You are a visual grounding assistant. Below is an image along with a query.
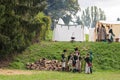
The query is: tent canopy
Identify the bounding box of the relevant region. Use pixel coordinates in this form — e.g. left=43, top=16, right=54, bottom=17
left=98, top=20, right=120, bottom=25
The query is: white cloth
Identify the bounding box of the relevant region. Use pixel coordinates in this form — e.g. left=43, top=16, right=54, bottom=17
left=68, top=60, right=73, bottom=70
left=109, top=33, right=112, bottom=39
left=76, top=60, right=81, bottom=71
left=62, top=62, right=66, bottom=68
left=85, top=63, right=90, bottom=73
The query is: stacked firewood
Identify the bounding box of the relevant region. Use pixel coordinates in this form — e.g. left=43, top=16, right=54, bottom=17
left=26, top=58, right=62, bottom=71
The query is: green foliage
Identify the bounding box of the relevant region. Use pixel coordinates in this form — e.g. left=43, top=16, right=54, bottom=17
left=85, top=34, right=89, bottom=42
left=0, top=5, right=5, bottom=25
left=62, top=14, right=72, bottom=25
left=76, top=16, right=82, bottom=25
left=9, top=42, right=120, bottom=71
left=34, top=12, right=51, bottom=40
left=83, top=7, right=91, bottom=27
left=9, top=62, right=25, bottom=69
left=0, top=0, right=51, bottom=59
left=45, top=30, right=53, bottom=41
left=45, top=0, right=80, bottom=25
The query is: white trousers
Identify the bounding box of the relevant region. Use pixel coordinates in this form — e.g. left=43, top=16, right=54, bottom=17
left=85, top=63, right=90, bottom=73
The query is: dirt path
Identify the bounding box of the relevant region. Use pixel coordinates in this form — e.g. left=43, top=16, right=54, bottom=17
left=0, top=69, right=34, bottom=75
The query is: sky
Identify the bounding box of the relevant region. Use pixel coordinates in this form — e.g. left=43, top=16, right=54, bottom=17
left=78, top=0, right=120, bottom=21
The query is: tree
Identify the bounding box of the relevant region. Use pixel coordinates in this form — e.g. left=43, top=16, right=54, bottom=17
left=76, top=16, right=83, bottom=25
left=34, top=12, right=51, bottom=40
left=0, top=0, right=50, bottom=58
left=45, top=0, right=80, bottom=25
left=81, top=6, right=106, bottom=28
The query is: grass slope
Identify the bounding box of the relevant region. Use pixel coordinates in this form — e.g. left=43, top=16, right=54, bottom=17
left=9, top=41, right=120, bottom=70
left=0, top=71, right=120, bottom=80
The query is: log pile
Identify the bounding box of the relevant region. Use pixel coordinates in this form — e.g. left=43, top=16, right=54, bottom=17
left=26, top=58, right=62, bottom=71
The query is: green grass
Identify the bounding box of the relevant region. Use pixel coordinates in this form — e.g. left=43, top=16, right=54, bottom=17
left=9, top=41, right=120, bottom=71
left=0, top=71, right=120, bottom=80
left=85, top=34, right=89, bottom=42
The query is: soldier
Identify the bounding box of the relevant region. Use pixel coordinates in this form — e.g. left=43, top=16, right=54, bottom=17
left=107, top=25, right=115, bottom=43
left=61, top=49, right=67, bottom=71
left=89, top=51, right=93, bottom=73
left=84, top=53, right=91, bottom=74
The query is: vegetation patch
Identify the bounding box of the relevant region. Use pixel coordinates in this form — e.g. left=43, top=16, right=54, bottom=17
left=9, top=42, right=120, bottom=71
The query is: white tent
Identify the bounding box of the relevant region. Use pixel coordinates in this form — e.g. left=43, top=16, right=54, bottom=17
left=53, top=24, right=84, bottom=41
left=57, top=18, right=64, bottom=24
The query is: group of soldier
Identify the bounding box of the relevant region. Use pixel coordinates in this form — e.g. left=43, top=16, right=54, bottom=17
left=61, top=47, right=93, bottom=74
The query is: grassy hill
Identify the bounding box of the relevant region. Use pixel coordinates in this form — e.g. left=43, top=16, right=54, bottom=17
left=9, top=41, right=120, bottom=71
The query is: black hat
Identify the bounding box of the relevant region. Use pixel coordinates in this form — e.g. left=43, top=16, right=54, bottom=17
left=63, top=49, right=67, bottom=52
left=74, top=47, right=78, bottom=51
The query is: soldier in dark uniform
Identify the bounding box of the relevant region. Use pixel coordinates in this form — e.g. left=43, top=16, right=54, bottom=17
left=61, top=49, right=67, bottom=71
